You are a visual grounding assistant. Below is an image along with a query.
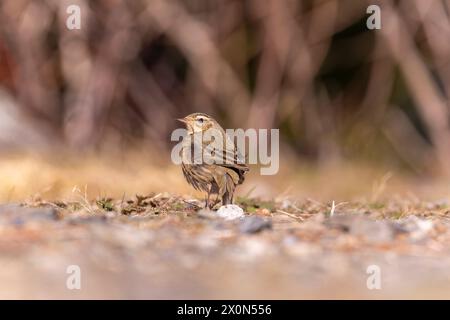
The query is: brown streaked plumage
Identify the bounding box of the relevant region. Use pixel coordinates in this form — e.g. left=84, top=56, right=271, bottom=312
left=178, top=113, right=249, bottom=208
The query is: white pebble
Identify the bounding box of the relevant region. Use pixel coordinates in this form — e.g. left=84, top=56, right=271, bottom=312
left=216, top=205, right=244, bottom=220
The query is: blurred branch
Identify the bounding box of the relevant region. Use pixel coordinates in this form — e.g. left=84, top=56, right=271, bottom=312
left=62, top=1, right=133, bottom=148
left=411, top=0, right=450, bottom=101
left=382, top=108, right=435, bottom=174
left=144, top=0, right=251, bottom=124
left=380, top=0, right=450, bottom=175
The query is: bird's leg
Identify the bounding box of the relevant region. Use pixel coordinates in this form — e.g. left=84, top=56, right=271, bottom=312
left=205, top=193, right=210, bottom=209
left=205, top=186, right=212, bottom=209
left=222, top=192, right=230, bottom=206
left=209, top=194, right=220, bottom=209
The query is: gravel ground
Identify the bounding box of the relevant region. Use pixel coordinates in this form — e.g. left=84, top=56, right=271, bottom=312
left=1, top=194, right=450, bottom=299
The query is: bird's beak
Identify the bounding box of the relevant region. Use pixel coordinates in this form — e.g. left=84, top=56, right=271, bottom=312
left=177, top=118, right=187, bottom=123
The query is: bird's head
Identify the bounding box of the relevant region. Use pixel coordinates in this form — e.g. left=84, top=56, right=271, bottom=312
left=178, top=113, right=216, bottom=134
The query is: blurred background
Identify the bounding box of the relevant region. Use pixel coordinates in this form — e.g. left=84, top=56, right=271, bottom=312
left=2, top=0, right=450, bottom=300
left=0, top=0, right=450, bottom=201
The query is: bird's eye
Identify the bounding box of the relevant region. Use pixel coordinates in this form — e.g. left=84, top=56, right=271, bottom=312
left=197, top=118, right=204, bottom=124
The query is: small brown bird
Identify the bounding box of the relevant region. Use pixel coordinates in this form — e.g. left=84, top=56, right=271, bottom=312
left=178, top=113, right=249, bottom=209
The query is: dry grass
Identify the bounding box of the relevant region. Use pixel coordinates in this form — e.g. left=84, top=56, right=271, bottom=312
left=0, top=152, right=449, bottom=205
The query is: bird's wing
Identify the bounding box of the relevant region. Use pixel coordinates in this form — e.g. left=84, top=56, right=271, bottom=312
left=202, top=136, right=249, bottom=171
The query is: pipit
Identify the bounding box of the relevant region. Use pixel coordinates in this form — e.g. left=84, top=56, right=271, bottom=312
left=177, top=113, right=249, bottom=209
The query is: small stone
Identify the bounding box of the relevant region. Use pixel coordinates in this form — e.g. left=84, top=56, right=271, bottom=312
left=395, top=216, right=434, bottom=241
left=280, top=199, right=292, bottom=210
left=255, top=208, right=271, bottom=217
left=196, top=209, right=217, bottom=219
left=239, top=216, right=272, bottom=234
left=425, top=199, right=449, bottom=210
left=216, top=204, right=244, bottom=220
left=0, top=205, right=59, bottom=226
left=351, top=218, right=394, bottom=243
left=325, top=214, right=395, bottom=243
left=66, top=215, right=107, bottom=225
